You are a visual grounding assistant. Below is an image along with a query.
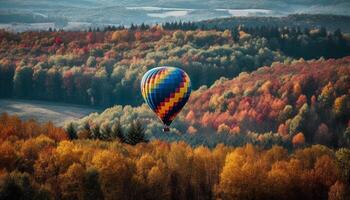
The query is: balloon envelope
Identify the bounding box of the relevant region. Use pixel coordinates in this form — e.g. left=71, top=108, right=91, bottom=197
left=141, top=67, right=191, bottom=126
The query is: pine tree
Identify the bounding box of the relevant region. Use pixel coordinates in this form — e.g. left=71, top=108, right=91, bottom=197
left=126, top=120, right=147, bottom=145
left=100, top=125, right=111, bottom=140
left=66, top=123, right=77, bottom=140
left=111, top=121, right=126, bottom=143
left=82, top=122, right=91, bottom=137
left=91, top=125, right=101, bottom=139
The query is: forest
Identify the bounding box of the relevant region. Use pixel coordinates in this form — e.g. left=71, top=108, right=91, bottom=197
left=196, top=14, right=350, bottom=33
left=69, top=57, right=350, bottom=148
left=0, top=17, right=350, bottom=200
left=0, top=25, right=349, bottom=107
left=0, top=113, right=349, bottom=200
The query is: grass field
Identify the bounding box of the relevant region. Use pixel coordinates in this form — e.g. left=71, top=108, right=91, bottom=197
left=0, top=99, right=101, bottom=126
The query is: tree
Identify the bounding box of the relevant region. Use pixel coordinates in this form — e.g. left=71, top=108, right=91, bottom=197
left=92, top=151, right=132, bottom=199
left=218, top=147, right=268, bottom=200
left=111, top=30, right=132, bottom=43
left=66, top=123, right=77, bottom=140
left=45, top=68, right=62, bottom=101
left=100, top=124, right=112, bottom=140
left=173, top=30, right=185, bottom=45
left=126, top=120, right=148, bottom=145
left=32, top=68, right=47, bottom=99
left=100, top=59, right=115, bottom=76
left=13, top=66, right=33, bottom=98
left=82, top=168, right=104, bottom=200
left=86, top=32, right=96, bottom=43
left=296, top=95, right=307, bottom=109
left=0, top=171, right=38, bottom=200
left=146, top=165, right=166, bottom=200
left=111, top=121, right=126, bottom=143
left=314, top=123, right=332, bottom=145
left=289, top=115, right=303, bottom=135
left=78, top=122, right=91, bottom=139
left=86, top=56, right=97, bottom=67
left=328, top=181, right=350, bottom=200
left=318, top=82, right=335, bottom=107
left=0, top=141, right=18, bottom=171
left=292, top=132, right=305, bottom=147
left=135, top=154, right=156, bottom=184
left=335, top=148, right=350, bottom=185
left=333, top=95, right=349, bottom=120
left=289, top=103, right=309, bottom=135
left=59, top=163, right=85, bottom=200
left=0, top=62, right=15, bottom=98
left=313, top=155, right=338, bottom=198
left=88, top=71, right=112, bottom=106
left=91, top=124, right=101, bottom=139
left=339, top=127, right=350, bottom=147
left=169, top=171, right=181, bottom=200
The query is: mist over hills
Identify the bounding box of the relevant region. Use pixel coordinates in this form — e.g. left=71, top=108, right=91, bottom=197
left=0, top=0, right=349, bottom=31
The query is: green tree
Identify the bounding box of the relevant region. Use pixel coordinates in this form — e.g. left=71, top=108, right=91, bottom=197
left=45, top=68, right=62, bottom=101
left=66, top=123, right=77, bottom=140
left=13, top=66, right=33, bottom=98
left=126, top=120, right=148, bottom=145
left=86, top=56, right=97, bottom=67
left=32, top=68, right=47, bottom=99
left=91, top=125, right=101, bottom=139
left=100, top=124, right=112, bottom=140
left=111, top=121, right=126, bottom=143
left=0, top=62, right=15, bottom=98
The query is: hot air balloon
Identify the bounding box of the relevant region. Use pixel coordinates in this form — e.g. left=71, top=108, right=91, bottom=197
left=141, top=66, right=191, bottom=132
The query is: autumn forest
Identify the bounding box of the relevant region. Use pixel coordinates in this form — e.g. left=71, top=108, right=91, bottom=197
left=0, top=14, right=350, bottom=200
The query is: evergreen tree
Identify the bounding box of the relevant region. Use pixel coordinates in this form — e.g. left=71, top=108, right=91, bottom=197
left=66, top=123, right=77, bottom=140
left=84, top=122, right=91, bottom=133
left=111, top=121, right=126, bottom=143
left=100, top=125, right=111, bottom=140
left=126, top=120, right=147, bottom=145
left=91, top=125, right=101, bottom=139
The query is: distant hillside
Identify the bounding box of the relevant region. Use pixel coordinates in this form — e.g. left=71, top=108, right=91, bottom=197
left=197, top=14, right=350, bottom=33
left=1, top=0, right=350, bottom=31
left=1, top=27, right=349, bottom=107
left=71, top=57, right=350, bottom=148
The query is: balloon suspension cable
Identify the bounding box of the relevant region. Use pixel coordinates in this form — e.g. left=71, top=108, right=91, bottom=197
left=163, top=126, right=170, bottom=132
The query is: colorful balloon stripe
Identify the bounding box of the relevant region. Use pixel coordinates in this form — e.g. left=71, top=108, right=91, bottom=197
left=156, top=75, right=190, bottom=118
left=147, top=68, right=174, bottom=95
left=141, top=67, right=191, bottom=126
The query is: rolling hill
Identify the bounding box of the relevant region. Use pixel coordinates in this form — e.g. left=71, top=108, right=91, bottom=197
left=71, top=56, right=350, bottom=148
left=1, top=0, right=350, bottom=32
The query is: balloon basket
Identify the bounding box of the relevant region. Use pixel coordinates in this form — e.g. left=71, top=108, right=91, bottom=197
left=163, top=126, right=170, bottom=132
